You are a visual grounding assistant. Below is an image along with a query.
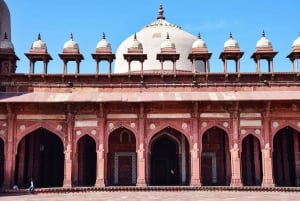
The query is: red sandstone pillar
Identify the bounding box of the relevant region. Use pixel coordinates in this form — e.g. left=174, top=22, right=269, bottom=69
left=293, top=131, right=300, bottom=186
left=190, top=102, right=201, bottom=186
left=95, top=104, right=105, bottom=187
left=63, top=110, right=73, bottom=187
left=230, top=111, right=242, bottom=187
left=136, top=103, right=146, bottom=186
left=3, top=109, right=16, bottom=189
left=261, top=111, right=275, bottom=187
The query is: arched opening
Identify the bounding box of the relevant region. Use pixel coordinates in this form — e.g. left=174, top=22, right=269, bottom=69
left=0, top=139, right=4, bottom=188
left=107, top=128, right=136, bottom=186
left=273, top=126, right=300, bottom=186
left=77, top=135, right=96, bottom=186
left=241, top=134, right=262, bottom=186
left=201, top=126, right=230, bottom=186
left=15, top=128, right=64, bottom=188
left=149, top=127, right=189, bottom=186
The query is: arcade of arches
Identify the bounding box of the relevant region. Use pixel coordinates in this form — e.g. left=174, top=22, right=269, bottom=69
left=1, top=104, right=300, bottom=189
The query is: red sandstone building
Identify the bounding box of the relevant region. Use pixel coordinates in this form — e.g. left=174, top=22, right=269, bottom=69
left=0, top=1, right=300, bottom=189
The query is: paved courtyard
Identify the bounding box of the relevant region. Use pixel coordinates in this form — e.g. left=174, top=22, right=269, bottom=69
left=0, top=191, right=299, bottom=201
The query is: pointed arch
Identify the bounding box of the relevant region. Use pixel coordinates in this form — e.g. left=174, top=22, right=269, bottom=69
left=273, top=126, right=300, bottom=186
left=15, top=127, right=64, bottom=188
left=76, top=135, right=96, bottom=186
left=241, top=134, right=262, bottom=186
left=148, top=127, right=190, bottom=186
left=201, top=126, right=231, bottom=186
left=107, top=127, right=136, bottom=186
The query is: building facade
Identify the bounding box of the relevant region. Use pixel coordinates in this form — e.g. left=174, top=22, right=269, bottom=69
left=0, top=1, right=300, bottom=189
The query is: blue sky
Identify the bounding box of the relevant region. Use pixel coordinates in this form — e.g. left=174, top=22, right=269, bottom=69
left=5, top=0, right=300, bottom=73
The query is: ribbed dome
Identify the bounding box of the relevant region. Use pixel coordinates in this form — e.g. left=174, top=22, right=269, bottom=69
left=128, top=33, right=143, bottom=49
left=292, top=34, right=300, bottom=47
left=256, top=31, right=272, bottom=48
left=192, top=33, right=207, bottom=48
left=96, top=33, right=112, bottom=50
left=114, top=4, right=196, bottom=73
left=63, top=33, right=79, bottom=50
left=161, top=33, right=175, bottom=49
left=224, top=33, right=239, bottom=48
left=32, top=33, right=47, bottom=50
left=0, top=32, right=13, bottom=49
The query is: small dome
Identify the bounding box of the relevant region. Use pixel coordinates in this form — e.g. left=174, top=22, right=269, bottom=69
left=256, top=31, right=272, bottom=48
left=161, top=33, right=175, bottom=49
left=224, top=33, right=239, bottom=48
left=128, top=33, right=143, bottom=49
left=292, top=34, right=300, bottom=47
left=0, top=32, right=13, bottom=49
left=96, top=32, right=112, bottom=50
left=32, top=33, right=47, bottom=49
left=192, top=33, right=207, bottom=48
left=63, top=33, right=79, bottom=49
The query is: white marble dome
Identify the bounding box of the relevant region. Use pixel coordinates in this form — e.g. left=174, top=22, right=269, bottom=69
left=32, top=34, right=47, bottom=49
left=161, top=33, right=175, bottom=49
left=63, top=34, right=79, bottom=50
left=192, top=33, right=207, bottom=48
left=292, top=35, right=300, bottom=47
left=256, top=31, right=272, bottom=48
left=128, top=33, right=143, bottom=49
left=96, top=33, right=112, bottom=50
left=114, top=5, right=197, bottom=73
left=224, top=33, right=239, bottom=48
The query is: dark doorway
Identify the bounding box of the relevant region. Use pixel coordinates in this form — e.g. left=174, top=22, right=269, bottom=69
left=107, top=129, right=136, bottom=186
left=15, top=128, right=64, bottom=188
left=201, top=127, right=230, bottom=186
left=151, top=136, right=179, bottom=185
left=273, top=126, right=300, bottom=186
left=241, top=134, right=262, bottom=186
left=77, top=135, right=96, bottom=186
left=0, top=139, right=4, bottom=188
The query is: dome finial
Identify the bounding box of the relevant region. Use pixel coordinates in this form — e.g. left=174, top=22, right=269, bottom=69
left=4, top=32, right=7, bottom=40
left=134, top=33, right=137, bottom=40
left=70, top=33, right=73, bottom=40
left=157, top=4, right=165, bottom=20
left=102, top=32, right=106, bottom=40
left=198, top=32, right=201, bottom=39
left=262, top=30, right=265, bottom=37
left=37, top=33, right=41, bottom=40
left=229, top=32, right=233, bottom=39
left=166, top=32, right=170, bottom=40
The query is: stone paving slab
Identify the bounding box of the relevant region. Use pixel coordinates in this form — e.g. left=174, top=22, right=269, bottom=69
left=0, top=191, right=299, bottom=201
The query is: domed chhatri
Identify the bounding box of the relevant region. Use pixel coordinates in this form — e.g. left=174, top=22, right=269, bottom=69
left=31, top=33, right=47, bottom=53
left=192, top=33, right=207, bottom=50
left=63, top=33, right=79, bottom=53
left=256, top=31, right=273, bottom=50
left=160, top=33, right=176, bottom=50
left=114, top=4, right=197, bottom=73
left=224, top=33, right=240, bottom=50
left=128, top=33, right=143, bottom=51
left=0, top=32, right=13, bottom=49
left=292, top=34, right=300, bottom=50
left=96, top=32, right=112, bottom=52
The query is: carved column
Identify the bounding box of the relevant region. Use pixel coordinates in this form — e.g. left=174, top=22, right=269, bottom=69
left=3, top=104, right=16, bottom=188
left=63, top=106, right=73, bottom=187
left=137, top=103, right=146, bottom=186
left=95, top=103, right=105, bottom=187
left=230, top=110, right=242, bottom=186
left=190, top=102, right=201, bottom=186
left=261, top=107, right=275, bottom=187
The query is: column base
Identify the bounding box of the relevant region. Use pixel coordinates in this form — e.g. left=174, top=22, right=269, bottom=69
left=95, top=179, right=105, bottom=187
left=262, top=180, right=275, bottom=187
left=136, top=180, right=147, bottom=186
left=230, top=178, right=243, bottom=187
left=190, top=179, right=201, bottom=186
left=63, top=181, right=72, bottom=188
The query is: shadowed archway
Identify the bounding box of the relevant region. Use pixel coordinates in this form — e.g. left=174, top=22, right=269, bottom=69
left=201, top=126, right=230, bottom=186
left=273, top=126, right=300, bottom=187
left=149, top=127, right=189, bottom=186
left=241, top=134, right=262, bottom=186
left=15, top=128, right=64, bottom=188
left=77, top=135, right=96, bottom=186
